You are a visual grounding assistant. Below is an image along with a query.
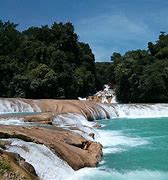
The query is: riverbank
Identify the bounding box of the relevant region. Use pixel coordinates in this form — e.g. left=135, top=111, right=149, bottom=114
left=0, top=98, right=110, bottom=179
left=1, top=98, right=168, bottom=179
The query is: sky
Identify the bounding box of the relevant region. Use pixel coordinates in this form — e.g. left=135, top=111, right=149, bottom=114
left=1, top=0, right=168, bottom=61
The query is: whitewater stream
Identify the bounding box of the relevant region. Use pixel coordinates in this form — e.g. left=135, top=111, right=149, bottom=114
left=71, top=117, right=168, bottom=180
left=1, top=101, right=168, bottom=180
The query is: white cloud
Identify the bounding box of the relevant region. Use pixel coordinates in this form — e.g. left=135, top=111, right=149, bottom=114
left=76, top=13, right=151, bottom=61
left=80, top=14, right=148, bottom=37
left=91, top=45, right=117, bottom=62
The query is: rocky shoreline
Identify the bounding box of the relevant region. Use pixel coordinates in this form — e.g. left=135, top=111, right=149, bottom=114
left=0, top=125, right=102, bottom=170
left=1, top=98, right=168, bottom=179
left=0, top=140, right=38, bottom=180
left=0, top=98, right=110, bottom=179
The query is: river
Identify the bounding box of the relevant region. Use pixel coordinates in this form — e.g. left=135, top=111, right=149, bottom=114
left=1, top=100, right=168, bottom=180
left=73, top=117, right=168, bottom=180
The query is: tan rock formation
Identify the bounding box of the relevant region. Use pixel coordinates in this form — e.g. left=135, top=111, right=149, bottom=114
left=0, top=148, right=38, bottom=180
left=24, top=113, right=54, bottom=124
left=0, top=98, right=107, bottom=172
left=0, top=125, right=102, bottom=170
left=0, top=98, right=110, bottom=120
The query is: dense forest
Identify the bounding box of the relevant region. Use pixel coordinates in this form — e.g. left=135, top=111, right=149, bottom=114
left=1, top=20, right=168, bottom=103
left=0, top=20, right=96, bottom=98
left=110, top=32, right=168, bottom=103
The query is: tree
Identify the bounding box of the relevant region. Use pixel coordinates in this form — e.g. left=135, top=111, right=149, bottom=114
left=74, top=67, right=95, bottom=97
left=29, top=64, right=58, bottom=98
left=0, top=21, right=21, bottom=55
left=0, top=20, right=97, bottom=99
left=112, top=33, right=168, bottom=103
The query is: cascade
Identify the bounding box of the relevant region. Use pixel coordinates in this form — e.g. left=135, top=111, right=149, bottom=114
left=1, top=99, right=168, bottom=180
left=101, top=104, right=168, bottom=118
left=5, top=139, right=74, bottom=180
left=0, top=99, right=41, bottom=114
left=53, top=113, right=97, bottom=139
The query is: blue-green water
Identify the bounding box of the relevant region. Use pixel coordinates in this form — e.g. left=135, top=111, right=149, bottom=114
left=101, top=118, right=168, bottom=172
left=0, top=112, right=41, bottom=116
left=74, top=118, right=168, bottom=180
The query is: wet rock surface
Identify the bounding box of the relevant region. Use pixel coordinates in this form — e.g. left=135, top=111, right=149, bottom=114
left=0, top=148, right=38, bottom=180
left=0, top=125, right=102, bottom=170
left=0, top=98, right=106, bottom=178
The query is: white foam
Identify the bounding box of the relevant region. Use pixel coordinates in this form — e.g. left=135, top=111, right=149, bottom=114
left=54, top=113, right=150, bottom=154
left=53, top=113, right=94, bottom=127
left=0, top=118, right=25, bottom=125
left=111, top=95, right=118, bottom=103
left=4, top=138, right=167, bottom=180
left=53, top=113, right=97, bottom=140
left=101, top=104, right=168, bottom=118
left=103, top=147, right=126, bottom=154
left=96, top=130, right=148, bottom=147
left=95, top=129, right=149, bottom=155
left=67, top=168, right=168, bottom=180
left=6, top=139, right=74, bottom=180
left=0, top=99, right=41, bottom=114
left=99, top=104, right=118, bottom=118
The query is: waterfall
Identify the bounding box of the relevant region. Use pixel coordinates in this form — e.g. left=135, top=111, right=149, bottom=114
left=111, top=95, right=117, bottom=103
left=1, top=99, right=168, bottom=180
left=53, top=113, right=97, bottom=140
left=0, top=118, right=25, bottom=125
left=1, top=98, right=168, bottom=119
left=5, top=138, right=74, bottom=180
left=0, top=99, right=41, bottom=114
left=101, top=104, right=168, bottom=118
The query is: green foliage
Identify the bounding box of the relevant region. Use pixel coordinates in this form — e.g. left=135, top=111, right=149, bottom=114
left=112, top=33, right=168, bottom=103
left=0, top=160, right=12, bottom=175
left=28, top=64, right=58, bottom=98
left=95, top=62, right=114, bottom=90
left=0, top=20, right=96, bottom=98
left=0, top=21, right=22, bottom=55
left=2, top=19, right=168, bottom=102
left=74, top=66, right=95, bottom=97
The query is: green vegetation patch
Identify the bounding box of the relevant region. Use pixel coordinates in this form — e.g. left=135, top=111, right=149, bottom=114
left=0, top=20, right=96, bottom=99
left=0, top=159, right=12, bottom=175
left=1, top=19, right=168, bottom=103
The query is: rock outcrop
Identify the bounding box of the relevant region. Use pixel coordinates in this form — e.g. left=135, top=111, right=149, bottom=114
left=87, top=84, right=117, bottom=103
left=0, top=98, right=106, bottom=176
left=23, top=112, right=53, bottom=124
left=0, top=125, right=102, bottom=170
left=0, top=98, right=110, bottom=120
left=0, top=147, right=38, bottom=180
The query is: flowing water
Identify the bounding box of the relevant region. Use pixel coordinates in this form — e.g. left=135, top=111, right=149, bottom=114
left=4, top=116, right=168, bottom=180
left=5, top=139, right=74, bottom=180
left=71, top=117, right=168, bottom=180
left=1, top=100, right=168, bottom=180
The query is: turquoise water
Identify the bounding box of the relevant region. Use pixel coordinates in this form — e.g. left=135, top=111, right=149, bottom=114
left=0, top=112, right=41, bottom=116
left=74, top=118, right=168, bottom=180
